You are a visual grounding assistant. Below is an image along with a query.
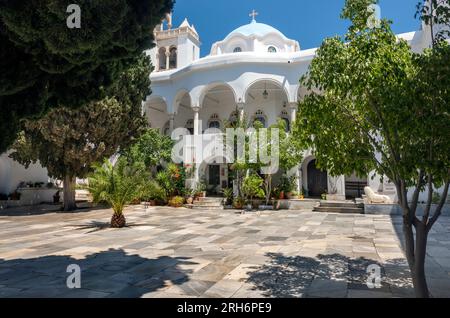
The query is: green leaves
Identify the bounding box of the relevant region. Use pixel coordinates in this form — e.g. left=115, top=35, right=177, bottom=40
left=0, top=0, right=174, bottom=152
left=9, top=54, right=150, bottom=181
left=295, top=0, right=450, bottom=190
left=88, top=157, right=151, bottom=214
left=123, top=128, right=174, bottom=169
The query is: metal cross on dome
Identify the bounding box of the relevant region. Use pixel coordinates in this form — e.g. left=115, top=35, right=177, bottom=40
left=249, top=9, right=258, bottom=22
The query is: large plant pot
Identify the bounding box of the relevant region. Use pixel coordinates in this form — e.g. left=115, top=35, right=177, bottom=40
left=186, top=197, right=194, bottom=205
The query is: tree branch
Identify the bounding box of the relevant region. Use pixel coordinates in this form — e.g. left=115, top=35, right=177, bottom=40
left=427, top=179, right=450, bottom=231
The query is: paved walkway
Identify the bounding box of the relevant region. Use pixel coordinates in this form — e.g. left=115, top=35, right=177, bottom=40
left=0, top=205, right=449, bottom=298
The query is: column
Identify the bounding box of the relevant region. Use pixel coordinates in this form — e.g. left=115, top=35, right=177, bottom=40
left=192, top=106, right=201, bottom=186
left=289, top=102, right=298, bottom=124
left=155, top=53, right=160, bottom=71
left=169, top=113, right=175, bottom=134
left=192, top=106, right=200, bottom=135
left=237, top=102, right=245, bottom=123
left=165, top=49, right=170, bottom=70
left=289, top=102, right=301, bottom=193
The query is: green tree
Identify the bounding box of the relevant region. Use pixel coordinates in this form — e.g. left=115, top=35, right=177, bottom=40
left=242, top=174, right=265, bottom=205
left=123, top=128, right=174, bottom=170
left=10, top=55, right=151, bottom=211
left=88, top=157, right=151, bottom=228
left=294, top=0, right=450, bottom=297
left=0, top=0, right=174, bottom=152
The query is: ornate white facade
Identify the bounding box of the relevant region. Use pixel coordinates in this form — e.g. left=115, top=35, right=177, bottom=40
left=0, top=11, right=445, bottom=203
left=143, top=12, right=435, bottom=200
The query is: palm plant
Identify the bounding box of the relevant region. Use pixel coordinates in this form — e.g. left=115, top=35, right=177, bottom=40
left=88, top=158, right=150, bottom=228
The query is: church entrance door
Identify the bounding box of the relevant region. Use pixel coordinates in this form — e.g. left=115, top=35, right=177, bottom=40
left=307, top=160, right=328, bottom=197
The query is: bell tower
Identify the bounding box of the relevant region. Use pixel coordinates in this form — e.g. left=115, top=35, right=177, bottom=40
left=148, top=14, right=201, bottom=72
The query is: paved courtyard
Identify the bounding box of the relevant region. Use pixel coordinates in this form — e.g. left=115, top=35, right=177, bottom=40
left=0, top=205, right=449, bottom=298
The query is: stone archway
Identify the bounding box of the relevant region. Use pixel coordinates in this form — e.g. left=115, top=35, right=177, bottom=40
left=307, top=159, right=328, bottom=197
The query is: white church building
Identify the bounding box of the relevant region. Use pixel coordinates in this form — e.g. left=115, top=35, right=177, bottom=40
left=0, top=11, right=444, bottom=204
left=142, top=11, right=435, bottom=200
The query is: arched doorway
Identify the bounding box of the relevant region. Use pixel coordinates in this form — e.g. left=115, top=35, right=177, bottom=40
left=307, top=160, right=328, bottom=197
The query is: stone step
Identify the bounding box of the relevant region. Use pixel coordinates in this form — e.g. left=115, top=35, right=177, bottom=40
left=185, top=204, right=224, bottom=210
left=193, top=202, right=223, bottom=207
left=196, top=197, right=224, bottom=203
left=319, top=201, right=363, bottom=208
left=313, top=206, right=364, bottom=214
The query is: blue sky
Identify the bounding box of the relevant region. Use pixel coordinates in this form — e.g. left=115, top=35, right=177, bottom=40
left=171, top=0, right=421, bottom=56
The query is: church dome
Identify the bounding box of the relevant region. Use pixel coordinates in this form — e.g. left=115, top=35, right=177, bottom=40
left=210, top=11, right=300, bottom=55
left=227, top=20, right=287, bottom=39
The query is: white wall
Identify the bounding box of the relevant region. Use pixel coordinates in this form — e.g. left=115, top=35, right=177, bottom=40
left=0, top=153, right=49, bottom=194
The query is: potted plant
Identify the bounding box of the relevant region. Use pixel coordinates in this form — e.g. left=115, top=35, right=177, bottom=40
left=278, top=175, right=293, bottom=200
left=222, top=188, right=234, bottom=207
left=169, top=196, right=185, bottom=208
left=195, top=181, right=207, bottom=198
left=185, top=188, right=196, bottom=205
left=142, top=180, right=166, bottom=206
left=321, top=191, right=328, bottom=201
left=242, top=174, right=265, bottom=211
left=233, top=197, right=245, bottom=209
left=298, top=190, right=304, bottom=200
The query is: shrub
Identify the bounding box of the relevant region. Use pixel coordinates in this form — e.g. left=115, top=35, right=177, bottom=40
left=88, top=158, right=151, bottom=228
left=141, top=180, right=167, bottom=203
left=242, top=174, right=265, bottom=202
left=278, top=175, right=296, bottom=193
left=222, top=188, right=234, bottom=205
left=168, top=196, right=185, bottom=208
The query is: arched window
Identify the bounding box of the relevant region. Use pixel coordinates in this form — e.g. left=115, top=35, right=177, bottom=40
left=280, top=110, right=290, bottom=132
left=268, top=46, right=277, bottom=53
left=185, top=119, right=194, bottom=135
left=253, top=110, right=267, bottom=128
left=169, top=47, right=177, bottom=69
left=233, top=47, right=242, bottom=53
left=158, top=47, right=167, bottom=70
left=208, top=114, right=221, bottom=130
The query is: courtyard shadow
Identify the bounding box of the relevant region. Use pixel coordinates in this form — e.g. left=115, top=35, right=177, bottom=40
left=0, top=202, right=107, bottom=217
left=0, top=248, right=197, bottom=298
left=246, top=253, right=413, bottom=298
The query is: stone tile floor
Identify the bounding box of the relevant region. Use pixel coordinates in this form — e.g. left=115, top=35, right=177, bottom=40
left=0, top=205, right=449, bottom=298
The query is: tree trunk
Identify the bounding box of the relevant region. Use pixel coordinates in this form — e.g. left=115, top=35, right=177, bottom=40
left=412, top=221, right=430, bottom=298
left=401, top=208, right=430, bottom=298
left=63, top=174, right=77, bottom=211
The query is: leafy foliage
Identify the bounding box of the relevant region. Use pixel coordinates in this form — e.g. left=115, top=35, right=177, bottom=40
left=10, top=54, right=150, bottom=179
left=242, top=174, right=265, bottom=202
left=294, top=0, right=450, bottom=297
left=0, top=0, right=174, bottom=152
left=155, top=163, right=186, bottom=199
left=123, top=128, right=174, bottom=169
left=10, top=54, right=151, bottom=210
left=88, top=158, right=151, bottom=215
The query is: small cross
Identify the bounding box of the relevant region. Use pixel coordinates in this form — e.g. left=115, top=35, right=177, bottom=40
left=249, top=9, right=258, bottom=22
